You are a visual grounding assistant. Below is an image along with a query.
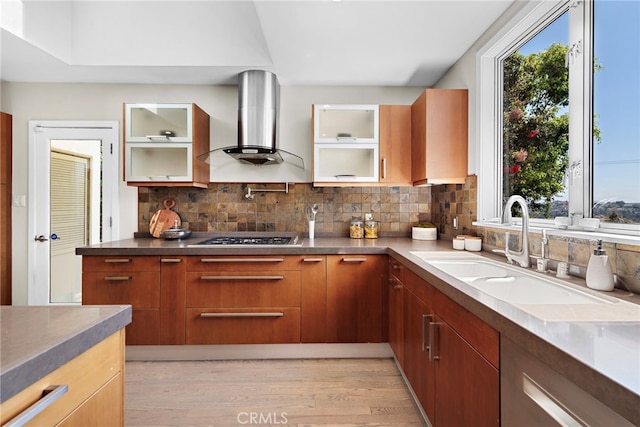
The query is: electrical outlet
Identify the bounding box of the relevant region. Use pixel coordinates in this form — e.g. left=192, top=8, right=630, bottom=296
left=453, top=216, right=458, bottom=230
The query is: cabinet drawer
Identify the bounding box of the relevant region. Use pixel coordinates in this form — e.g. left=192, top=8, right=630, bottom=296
left=83, top=256, right=160, bottom=272
left=82, top=271, right=160, bottom=308
left=434, top=289, right=499, bottom=368
left=0, top=331, right=123, bottom=426
left=186, top=308, right=301, bottom=344
left=187, top=256, right=301, bottom=271
left=186, top=271, right=300, bottom=308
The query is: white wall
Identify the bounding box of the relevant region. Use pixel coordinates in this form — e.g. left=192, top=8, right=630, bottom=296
left=1, top=82, right=423, bottom=304
left=433, top=0, right=528, bottom=175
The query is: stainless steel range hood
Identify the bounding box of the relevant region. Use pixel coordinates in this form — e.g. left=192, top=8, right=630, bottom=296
left=218, top=70, right=302, bottom=167
left=197, top=70, right=303, bottom=167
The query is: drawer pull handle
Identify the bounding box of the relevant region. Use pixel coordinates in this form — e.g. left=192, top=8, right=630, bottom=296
left=522, top=374, right=587, bottom=426
left=200, top=258, right=284, bottom=263
left=341, top=257, right=367, bottom=262
left=302, top=258, right=324, bottom=262
left=389, top=260, right=401, bottom=269
left=161, top=258, right=182, bottom=263
left=429, top=321, right=440, bottom=362
left=104, top=276, right=132, bottom=281
left=5, top=384, right=69, bottom=427
left=200, top=312, right=284, bottom=318
left=200, top=275, right=284, bottom=281
left=104, top=258, right=131, bottom=263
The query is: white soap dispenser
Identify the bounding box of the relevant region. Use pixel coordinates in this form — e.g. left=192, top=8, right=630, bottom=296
left=586, top=240, right=615, bottom=291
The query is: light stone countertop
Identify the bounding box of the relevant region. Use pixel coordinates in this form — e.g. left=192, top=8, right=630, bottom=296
left=76, top=233, right=640, bottom=424
left=0, top=305, right=132, bottom=403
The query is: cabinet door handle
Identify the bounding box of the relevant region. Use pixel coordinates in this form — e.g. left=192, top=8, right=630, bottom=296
left=145, top=135, right=171, bottom=140
left=104, top=258, right=131, bottom=263
left=335, top=174, right=357, bottom=179
left=429, top=321, right=440, bottom=362
left=5, top=384, right=68, bottom=427
left=302, top=257, right=324, bottom=262
left=161, top=258, right=182, bottom=263
left=200, top=312, right=284, bottom=318
left=422, top=314, right=433, bottom=352
left=381, top=157, right=387, bottom=179
left=200, top=275, right=284, bottom=281
left=388, top=277, right=401, bottom=289
left=341, top=257, right=367, bottom=262
left=104, top=276, right=132, bottom=281
left=199, top=258, right=284, bottom=263
left=389, top=260, right=401, bottom=269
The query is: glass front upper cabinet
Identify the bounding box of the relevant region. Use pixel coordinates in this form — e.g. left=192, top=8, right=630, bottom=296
left=125, top=103, right=193, bottom=142
left=313, top=105, right=379, bottom=143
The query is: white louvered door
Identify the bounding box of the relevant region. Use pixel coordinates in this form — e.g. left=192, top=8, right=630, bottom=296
left=50, top=150, right=90, bottom=303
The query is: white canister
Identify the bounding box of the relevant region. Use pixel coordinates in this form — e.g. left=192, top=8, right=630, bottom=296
left=412, top=226, right=437, bottom=240
left=464, top=236, right=482, bottom=252
left=308, top=220, right=315, bottom=239
left=452, top=237, right=465, bottom=250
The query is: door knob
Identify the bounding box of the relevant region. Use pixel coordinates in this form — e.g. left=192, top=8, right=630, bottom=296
left=34, top=235, right=49, bottom=242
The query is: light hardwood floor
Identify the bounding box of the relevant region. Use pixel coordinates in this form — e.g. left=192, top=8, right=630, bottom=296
left=125, top=358, right=426, bottom=427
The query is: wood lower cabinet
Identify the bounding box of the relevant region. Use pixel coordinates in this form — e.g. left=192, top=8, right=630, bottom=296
left=326, top=255, right=384, bottom=343
left=0, top=330, right=125, bottom=426
left=387, top=256, right=405, bottom=365
left=300, top=256, right=327, bottom=343
left=402, top=268, right=435, bottom=420
left=391, top=257, right=499, bottom=427
left=185, top=256, right=303, bottom=344
left=82, top=256, right=161, bottom=345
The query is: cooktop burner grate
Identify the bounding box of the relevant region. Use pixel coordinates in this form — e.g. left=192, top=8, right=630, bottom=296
left=195, top=236, right=293, bottom=245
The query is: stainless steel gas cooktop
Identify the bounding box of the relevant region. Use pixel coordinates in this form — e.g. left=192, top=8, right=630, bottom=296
left=188, top=233, right=301, bottom=247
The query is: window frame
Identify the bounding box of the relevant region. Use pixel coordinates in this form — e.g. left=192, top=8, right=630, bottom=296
left=476, top=0, right=639, bottom=236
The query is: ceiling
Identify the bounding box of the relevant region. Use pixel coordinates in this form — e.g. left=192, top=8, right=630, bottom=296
left=0, top=0, right=514, bottom=87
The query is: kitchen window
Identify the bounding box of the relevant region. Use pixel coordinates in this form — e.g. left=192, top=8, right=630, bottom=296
left=477, top=0, right=640, bottom=235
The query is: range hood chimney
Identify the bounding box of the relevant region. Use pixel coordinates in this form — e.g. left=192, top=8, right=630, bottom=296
left=223, top=70, right=295, bottom=166
left=197, top=70, right=303, bottom=167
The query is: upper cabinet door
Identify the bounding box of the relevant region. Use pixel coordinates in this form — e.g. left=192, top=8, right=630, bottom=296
left=313, top=105, right=379, bottom=143
left=125, top=104, right=193, bottom=142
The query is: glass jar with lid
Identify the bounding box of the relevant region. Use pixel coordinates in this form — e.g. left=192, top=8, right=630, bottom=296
left=350, top=218, right=364, bottom=239
left=364, top=213, right=378, bottom=239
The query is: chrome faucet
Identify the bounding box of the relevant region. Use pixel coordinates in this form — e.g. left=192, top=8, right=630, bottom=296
left=502, top=195, right=530, bottom=268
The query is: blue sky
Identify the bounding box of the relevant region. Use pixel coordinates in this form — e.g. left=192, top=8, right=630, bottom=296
left=517, top=1, right=640, bottom=203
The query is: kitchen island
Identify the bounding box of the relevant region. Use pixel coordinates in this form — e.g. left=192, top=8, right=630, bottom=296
left=0, top=305, right=131, bottom=425
left=76, top=234, right=640, bottom=425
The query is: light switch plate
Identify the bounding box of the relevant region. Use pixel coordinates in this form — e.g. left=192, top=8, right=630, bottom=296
left=12, top=194, right=26, bottom=207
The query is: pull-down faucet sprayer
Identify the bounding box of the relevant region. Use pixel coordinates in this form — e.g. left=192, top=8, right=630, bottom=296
left=502, top=195, right=530, bottom=268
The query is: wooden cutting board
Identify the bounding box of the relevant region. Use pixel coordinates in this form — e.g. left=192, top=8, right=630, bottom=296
left=149, top=198, right=181, bottom=238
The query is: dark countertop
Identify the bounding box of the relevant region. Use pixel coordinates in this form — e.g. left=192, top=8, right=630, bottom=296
left=0, top=305, right=132, bottom=403
left=76, top=233, right=640, bottom=423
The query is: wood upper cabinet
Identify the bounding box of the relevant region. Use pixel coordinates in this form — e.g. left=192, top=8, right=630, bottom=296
left=411, top=89, right=468, bottom=185
left=123, top=103, right=210, bottom=188
left=326, top=255, right=384, bottom=343
left=379, top=105, right=412, bottom=185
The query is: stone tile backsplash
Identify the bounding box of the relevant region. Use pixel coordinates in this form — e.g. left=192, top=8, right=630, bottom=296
left=136, top=174, right=639, bottom=293
left=138, top=183, right=434, bottom=237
